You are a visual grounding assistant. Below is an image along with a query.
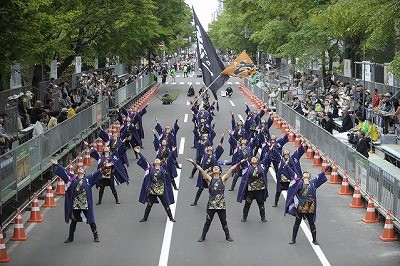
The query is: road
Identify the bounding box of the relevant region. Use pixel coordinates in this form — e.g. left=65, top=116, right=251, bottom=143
left=5, top=73, right=400, bottom=266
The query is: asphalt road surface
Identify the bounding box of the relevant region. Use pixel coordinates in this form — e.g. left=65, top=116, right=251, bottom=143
left=5, top=74, right=400, bottom=266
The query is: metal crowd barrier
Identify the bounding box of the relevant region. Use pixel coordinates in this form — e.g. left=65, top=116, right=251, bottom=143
left=245, top=80, right=400, bottom=224
left=334, top=74, right=399, bottom=94
left=0, top=73, right=155, bottom=205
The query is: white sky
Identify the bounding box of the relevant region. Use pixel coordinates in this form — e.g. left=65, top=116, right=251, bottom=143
left=185, top=0, right=220, bottom=31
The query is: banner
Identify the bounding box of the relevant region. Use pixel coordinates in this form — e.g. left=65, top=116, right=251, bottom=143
left=10, top=64, right=22, bottom=89
left=94, top=57, right=99, bottom=69
left=221, top=50, right=257, bottom=77
left=384, top=65, right=394, bottom=86
left=16, top=146, right=30, bottom=186
left=343, top=59, right=351, bottom=77
left=50, top=60, right=58, bottom=79
left=362, top=61, right=371, bottom=82
left=193, top=8, right=229, bottom=99
left=75, top=56, right=82, bottom=73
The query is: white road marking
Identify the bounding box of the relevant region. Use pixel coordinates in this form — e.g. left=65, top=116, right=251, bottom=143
left=179, top=82, right=184, bottom=85
left=171, top=82, right=176, bottom=85
left=227, top=82, right=232, bottom=85
left=176, top=75, right=181, bottom=78
left=184, top=114, right=188, bottom=123
left=158, top=165, right=181, bottom=266
left=178, top=137, right=185, bottom=155
left=268, top=168, right=331, bottom=266
left=229, top=100, right=235, bottom=107
left=188, top=82, right=192, bottom=85
left=195, top=82, right=200, bottom=85
left=235, top=82, right=239, bottom=85
left=188, top=75, right=193, bottom=78
left=238, top=114, right=244, bottom=122
left=186, top=101, right=190, bottom=106
left=165, top=82, right=169, bottom=84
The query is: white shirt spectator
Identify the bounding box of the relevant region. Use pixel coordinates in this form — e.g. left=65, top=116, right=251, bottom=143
left=32, top=121, right=47, bottom=138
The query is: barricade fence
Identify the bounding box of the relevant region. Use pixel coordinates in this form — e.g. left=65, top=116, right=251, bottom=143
left=0, top=73, right=155, bottom=205
left=244, top=80, right=400, bottom=223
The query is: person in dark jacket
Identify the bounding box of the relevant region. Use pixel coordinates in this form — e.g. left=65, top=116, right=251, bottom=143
left=50, top=159, right=103, bottom=243
left=321, top=112, right=333, bottom=134
left=356, top=131, right=371, bottom=158
left=340, top=107, right=353, bottom=132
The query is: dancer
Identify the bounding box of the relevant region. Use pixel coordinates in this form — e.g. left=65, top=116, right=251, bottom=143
left=135, top=147, right=176, bottom=222
left=186, top=158, right=243, bottom=242
left=283, top=164, right=331, bottom=245
left=50, top=159, right=103, bottom=243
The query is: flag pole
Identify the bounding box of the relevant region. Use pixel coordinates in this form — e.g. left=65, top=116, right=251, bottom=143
left=192, top=74, right=223, bottom=102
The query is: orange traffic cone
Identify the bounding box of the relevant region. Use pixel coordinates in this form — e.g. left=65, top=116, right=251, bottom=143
left=277, top=118, right=282, bottom=129
left=11, top=209, right=28, bottom=241
left=272, top=114, right=278, bottom=126
left=294, top=134, right=301, bottom=147
left=362, top=196, right=378, bottom=223
left=28, top=194, right=44, bottom=223
left=305, top=143, right=314, bottom=159
left=379, top=211, right=398, bottom=242
left=349, top=184, right=364, bottom=208
left=312, top=149, right=321, bottom=166
left=42, top=185, right=56, bottom=208
left=0, top=229, right=10, bottom=263
left=83, top=149, right=93, bottom=166
left=329, top=164, right=341, bottom=184
left=288, top=130, right=295, bottom=142
left=55, top=177, right=65, bottom=196
left=280, top=121, right=287, bottom=134
left=321, top=157, right=330, bottom=172
left=75, top=154, right=84, bottom=172
left=338, top=174, right=352, bottom=195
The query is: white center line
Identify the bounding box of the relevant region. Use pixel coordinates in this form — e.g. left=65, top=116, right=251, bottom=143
left=158, top=165, right=181, bottom=266
left=195, top=82, right=200, bottom=85
left=235, top=82, right=239, bottom=85
left=188, top=82, right=193, bottom=85
left=186, top=101, right=190, bottom=106
left=229, top=100, right=235, bottom=107
left=184, top=114, right=188, bottom=123
left=179, top=82, right=184, bottom=85
left=238, top=114, right=244, bottom=122
left=178, top=137, right=185, bottom=155
left=268, top=168, right=331, bottom=266
left=227, top=82, right=232, bottom=85
left=171, top=82, right=176, bottom=85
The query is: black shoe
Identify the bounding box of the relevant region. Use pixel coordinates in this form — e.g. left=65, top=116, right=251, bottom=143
left=189, top=176, right=193, bottom=179
left=289, top=240, right=296, bottom=245
left=116, top=201, right=120, bottom=204
left=198, top=236, right=205, bottom=242
left=173, top=187, right=179, bottom=191
left=261, top=218, right=267, bottom=222
left=94, top=234, right=100, bottom=242
left=96, top=201, right=101, bottom=205
left=64, top=237, right=73, bottom=243
left=139, top=218, right=147, bottom=222
left=241, top=218, right=246, bottom=222
left=312, top=240, right=319, bottom=245
left=228, top=188, right=234, bottom=191
left=169, top=218, right=176, bottom=222
left=272, top=203, right=277, bottom=207
left=226, top=236, right=233, bottom=242
left=191, top=146, right=195, bottom=148
left=191, top=202, right=197, bottom=206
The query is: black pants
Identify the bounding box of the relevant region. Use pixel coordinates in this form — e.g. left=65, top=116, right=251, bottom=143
left=291, top=212, right=316, bottom=242
left=69, top=209, right=97, bottom=237
left=243, top=190, right=266, bottom=220
left=142, top=194, right=173, bottom=220
left=98, top=178, right=118, bottom=203
left=200, top=208, right=229, bottom=238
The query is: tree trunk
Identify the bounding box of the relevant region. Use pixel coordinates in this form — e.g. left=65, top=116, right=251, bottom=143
left=57, top=55, right=76, bottom=77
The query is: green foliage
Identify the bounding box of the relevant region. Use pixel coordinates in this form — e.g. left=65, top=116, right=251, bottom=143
left=0, top=0, right=192, bottom=89
left=209, top=0, right=400, bottom=79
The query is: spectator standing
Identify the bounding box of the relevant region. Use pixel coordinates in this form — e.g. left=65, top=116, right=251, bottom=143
left=58, top=108, right=68, bottom=123
left=47, top=111, right=59, bottom=130
left=356, top=131, right=371, bottom=158
left=341, top=107, right=353, bottom=132
left=372, top=89, right=380, bottom=108
left=30, top=101, right=46, bottom=124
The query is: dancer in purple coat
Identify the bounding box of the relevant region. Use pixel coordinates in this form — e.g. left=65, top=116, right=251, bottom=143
left=50, top=159, right=105, bottom=243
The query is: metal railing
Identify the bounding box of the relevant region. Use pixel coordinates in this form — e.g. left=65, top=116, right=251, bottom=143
left=0, top=73, right=155, bottom=204
left=244, top=80, right=400, bottom=223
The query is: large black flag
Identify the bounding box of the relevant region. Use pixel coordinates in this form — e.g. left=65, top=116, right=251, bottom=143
left=193, top=8, right=229, bottom=99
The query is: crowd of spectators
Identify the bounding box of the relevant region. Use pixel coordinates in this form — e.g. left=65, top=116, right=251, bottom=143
left=287, top=78, right=400, bottom=156
left=1, top=65, right=150, bottom=155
